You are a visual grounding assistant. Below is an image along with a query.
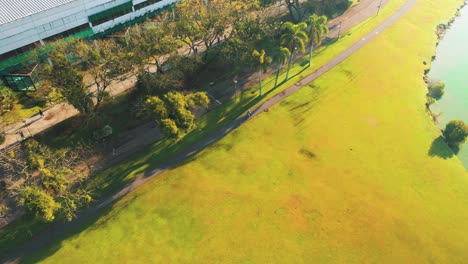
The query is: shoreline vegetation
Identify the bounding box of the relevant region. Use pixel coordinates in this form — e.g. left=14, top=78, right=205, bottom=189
left=424, top=1, right=468, bottom=159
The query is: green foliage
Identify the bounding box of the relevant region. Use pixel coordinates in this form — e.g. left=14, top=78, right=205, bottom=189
left=305, top=0, right=352, bottom=18
left=187, top=92, right=210, bottom=110
left=145, top=96, right=169, bottom=120
left=428, top=79, right=445, bottom=100
left=145, top=92, right=210, bottom=137
left=164, top=92, right=195, bottom=130
left=252, top=49, right=273, bottom=71
left=0, top=87, right=14, bottom=115
left=18, top=139, right=92, bottom=222
left=306, top=14, right=329, bottom=47
left=24, top=140, right=48, bottom=169
left=0, top=132, right=5, bottom=145
left=281, top=22, right=309, bottom=53
left=92, top=125, right=113, bottom=140
left=443, top=120, right=468, bottom=150
left=214, top=38, right=252, bottom=72
left=127, top=22, right=178, bottom=71
left=281, top=22, right=308, bottom=80
left=44, top=50, right=92, bottom=114
left=0, top=204, right=8, bottom=218
left=17, top=186, right=61, bottom=222
left=283, top=0, right=307, bottom=22
left=165, top=55, right=204, bottom=86
left=252, top=49, right=272, bottom=95
left=39, top=168, right=71, bottom=194
left=161, top=118, right=179, bottom=138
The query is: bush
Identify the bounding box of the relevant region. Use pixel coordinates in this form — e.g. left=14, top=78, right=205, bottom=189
left=443, top=120, right=468, bottom=150
left=93, top=125, right=113, bottom=140
left=428, top=80, right=445, bottom=100
left=0, top=87, right=14, bottom=115
left=161, top=118, right=179, bottom=138
left=17, top=186, right=61, bottom=222
left=336, top=0, right=353, bottom=11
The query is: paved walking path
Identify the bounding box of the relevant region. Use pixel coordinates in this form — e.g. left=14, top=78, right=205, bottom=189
left=2, top=0, right=416, bottom=262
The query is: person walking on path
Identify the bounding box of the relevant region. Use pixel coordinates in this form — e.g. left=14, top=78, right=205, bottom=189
left=39, top=109, right=44, bottom=117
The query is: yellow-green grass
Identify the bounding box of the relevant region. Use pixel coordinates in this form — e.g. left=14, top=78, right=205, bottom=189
left=24, top=0, right=468, bottom=263
left=0, top=101, right=40, bottom=126
left=70, top=0, right=409, bottom=194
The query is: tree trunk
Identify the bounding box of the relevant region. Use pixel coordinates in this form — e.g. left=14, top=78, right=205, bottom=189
left=309, top=43, right=314, bottom=65
left=285, top=53, right=293, bottom=81
left=274, top=62, right=282, bottom=88
left=259, top=69, right=263, bottom=96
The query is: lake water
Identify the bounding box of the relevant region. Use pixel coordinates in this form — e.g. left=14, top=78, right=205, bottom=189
left=429, top=4, right=468, bottom=169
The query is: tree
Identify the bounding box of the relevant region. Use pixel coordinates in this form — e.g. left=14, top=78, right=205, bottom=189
left=272, top=46, right=291, bottom=88
left=187, top=92, right=210, bottom=109
left=128, top=22, right=178, bottom=73
left=305, top=0, right=352, bottom=17
left=281, top=22, right=309, bottom=81
left=172, top=0, right=256, bottom=60
left=170, top=17, right=203, bottom=55
left=85, top=39, right=134, bottom=112
left=44, top=50, right=93, bottom=114
left=164, top=92, right=195, bottom=130
left=0, top=204, right=8, bottom=219
left=17, top=186, right=61, bottom=222
left=0, top=132, right=5, bottom=145
left=443, top=120, right=468, bottom=151
left=18, top=139, right=92, bottom=222
left=252, top=49, right=272, bottom=96
left=428, top=79, right=445, bottom=100
left=161, top=118, right=179, bottom=138
left=306, top=14, right=329, bottom=65
left=145, top=92, right=210, bottom=137
left=0, top=87, right=14, bottom=115
left=145, top=96, right=169, bottom=121
left=283, top=0, right=306, bottom=22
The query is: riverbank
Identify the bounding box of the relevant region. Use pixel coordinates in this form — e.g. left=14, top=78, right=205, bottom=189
left=427, top=1, right=468, bottom=169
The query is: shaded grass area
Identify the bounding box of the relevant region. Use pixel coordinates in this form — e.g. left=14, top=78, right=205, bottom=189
left=0, top=0, right=411, bottom=258
left=0, top=92, right=42, bottom=126
left=83, top=0, right=408, bottom=198
left=35, top=91, right=150, bottom=149
left=21, top=0, right=468, bottom=262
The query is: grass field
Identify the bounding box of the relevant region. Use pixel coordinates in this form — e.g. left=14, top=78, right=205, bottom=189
left=20, top=0, right=468, bottom=262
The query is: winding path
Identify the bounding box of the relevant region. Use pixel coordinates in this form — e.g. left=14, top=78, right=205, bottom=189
left=2, top=0, right=415, bottom=262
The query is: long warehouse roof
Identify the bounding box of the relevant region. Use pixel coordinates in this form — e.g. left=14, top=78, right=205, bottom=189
left=0, top=0, right=77, bottom=25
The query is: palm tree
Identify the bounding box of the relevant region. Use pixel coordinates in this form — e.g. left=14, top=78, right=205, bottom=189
left=280, top=22, right=309, bottom=81
left=252, top=49, right=272, bottom=96
left=272, top=46, right=291, bottom=89
left=306, top=14, right=329, bottom=65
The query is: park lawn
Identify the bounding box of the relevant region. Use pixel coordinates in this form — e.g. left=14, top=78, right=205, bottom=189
left=23, top=0, right=468, bottom=263
left=0, top=99, right=40, bottom=127
left=86, top=0, right=408, bottom=193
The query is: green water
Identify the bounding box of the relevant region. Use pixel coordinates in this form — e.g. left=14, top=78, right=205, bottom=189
left=429, top=5, right=468, bottom=169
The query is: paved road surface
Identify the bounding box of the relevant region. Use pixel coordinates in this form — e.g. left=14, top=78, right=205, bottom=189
left=1, top=0, right=416, bottom=262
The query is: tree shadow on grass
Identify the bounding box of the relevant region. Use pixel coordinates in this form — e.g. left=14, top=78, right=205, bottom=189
left=1, top=191, right=123, bottom=264
left=428, top=136, right=458, bottom=159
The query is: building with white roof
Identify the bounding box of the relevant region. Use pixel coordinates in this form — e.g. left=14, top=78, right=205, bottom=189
left=0, top=0, right=178, bottom=90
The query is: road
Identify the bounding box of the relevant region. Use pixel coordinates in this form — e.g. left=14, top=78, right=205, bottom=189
left=1, top=0, right=416, bottom=262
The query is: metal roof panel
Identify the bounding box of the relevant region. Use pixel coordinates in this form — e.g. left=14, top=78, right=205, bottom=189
left=0, top=0, right=78, bottom=25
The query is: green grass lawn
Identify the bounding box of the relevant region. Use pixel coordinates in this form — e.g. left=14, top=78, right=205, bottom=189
left=13, top=0, right=468, bottom=262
